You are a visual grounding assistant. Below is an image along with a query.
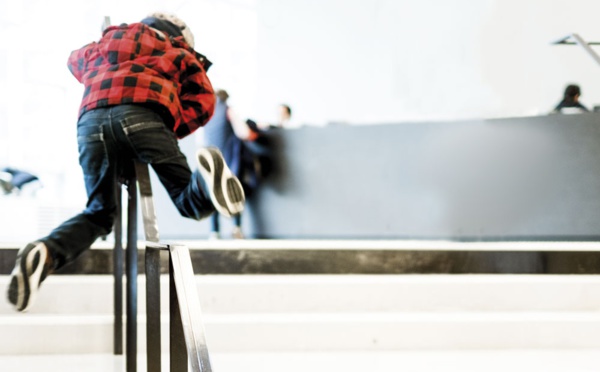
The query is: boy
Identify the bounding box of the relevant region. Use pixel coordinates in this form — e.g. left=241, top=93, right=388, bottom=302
left=7, top=13, right=245, bottom=312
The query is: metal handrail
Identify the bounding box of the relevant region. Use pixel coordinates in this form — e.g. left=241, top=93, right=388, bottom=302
left=113, top=181, right=124, bottom=356
left=113, top=170, right=138, bottom=372
left=145, top=243, right=213, bottom=372
left=167, top=244, right=213, bottom=371
left=114, top=160, right=213, bottom=372
left=552, top=33, right=600, bottom=67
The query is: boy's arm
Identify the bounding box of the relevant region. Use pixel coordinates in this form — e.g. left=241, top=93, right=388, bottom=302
left=175, top=55, right=216, bottom=139
left=67, top=42, right=97, bottom=83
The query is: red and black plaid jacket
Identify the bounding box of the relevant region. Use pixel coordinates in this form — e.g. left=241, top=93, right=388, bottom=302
left=67, top=23, right=215, bottom=139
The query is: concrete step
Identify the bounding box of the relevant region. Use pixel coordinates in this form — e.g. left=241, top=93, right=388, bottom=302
left=4, top=240, right=600, bottom=276
left=1, top=311, right=600, bottom=354
left=2, top=275, right=600, bottom=315
left=1, top=274, right=600, bottom=354
left=4, top=350, right=600, bottom=372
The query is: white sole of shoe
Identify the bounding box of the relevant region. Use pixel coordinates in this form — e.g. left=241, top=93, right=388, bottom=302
left=197, top=147, right=245, bottom=217
left=9, top=243, right=47, bottom=312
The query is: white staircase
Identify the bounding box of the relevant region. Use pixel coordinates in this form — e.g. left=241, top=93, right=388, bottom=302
left=1, top=274, right=600, bottom=354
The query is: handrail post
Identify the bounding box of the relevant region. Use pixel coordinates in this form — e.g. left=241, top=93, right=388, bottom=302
left=170, top=253, right=188, bottom=371
left=135, top=160, right=163, bottom=372
left=126, top=174, right=138, bottom=372
left=114, top=170, right=139, bottom=371
left=114, top=182, right=123, bottom=356
left=146, top=244, right=162, bottom=372
left=134, top=160, right=213, bottom=371
left=170, top=244, right=212, bottom=372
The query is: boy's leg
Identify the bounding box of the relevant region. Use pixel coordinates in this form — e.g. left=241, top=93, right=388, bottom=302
left=42, top=211, right=115, bottom=267
left=151, top=155, right=217, bottom=220
left=42, top=107, right=120, bottom=267
left=7, top=107, right=119, bottom=311
left=151, top=149, right=245, bottom=220
left=8, top=208, right=115, bottom=312
left=136, top=139, right=244, bottom=220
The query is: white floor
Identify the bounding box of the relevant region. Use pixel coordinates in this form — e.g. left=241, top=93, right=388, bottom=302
left=1, top=350, right=600, bottom=372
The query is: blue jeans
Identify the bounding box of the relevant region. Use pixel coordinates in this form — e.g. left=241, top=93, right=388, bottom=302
left=41, top=105, right=215, bottom=269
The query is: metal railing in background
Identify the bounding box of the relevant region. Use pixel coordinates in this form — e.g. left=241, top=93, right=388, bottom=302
left=552, top=33, right=600, bottom=66
left=114, top=161, right=212, bottom=372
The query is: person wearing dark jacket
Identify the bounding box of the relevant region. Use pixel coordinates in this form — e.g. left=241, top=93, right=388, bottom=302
left=203, top=89, right=258, bottom=239
left=7, top=13, right=245, bottom=312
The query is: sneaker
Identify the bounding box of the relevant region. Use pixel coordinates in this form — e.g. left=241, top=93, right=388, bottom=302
left=197, top=147, right=245, bottom=217
left=7, top=242, right=53, bottom=312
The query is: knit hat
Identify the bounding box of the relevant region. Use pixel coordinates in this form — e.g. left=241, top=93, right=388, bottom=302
left=141, top=12, right=195, bottom=48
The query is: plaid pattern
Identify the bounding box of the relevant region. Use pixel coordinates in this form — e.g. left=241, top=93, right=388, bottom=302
left=67, top=23, right=215, bottom=138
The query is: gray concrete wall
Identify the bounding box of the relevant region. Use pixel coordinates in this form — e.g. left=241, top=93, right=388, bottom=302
left=152, top=113, right=600, bottom=240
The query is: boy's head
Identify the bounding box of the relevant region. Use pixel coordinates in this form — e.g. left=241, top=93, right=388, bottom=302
left=141, top=12, right=195, bottom=48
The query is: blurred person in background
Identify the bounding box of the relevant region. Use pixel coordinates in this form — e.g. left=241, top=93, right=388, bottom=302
left=551, top=84, right=589, bottom=114
left=258, top=103, right=298, bottom=129
left=278, top=104, right=298, bottom=129
left=203, top=89, right=258, bottom=239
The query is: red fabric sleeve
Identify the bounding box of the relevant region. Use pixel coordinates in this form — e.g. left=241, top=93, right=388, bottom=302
left=67, top=43, right=96, bottom=83
left=175, top=54, right=215, bottom=138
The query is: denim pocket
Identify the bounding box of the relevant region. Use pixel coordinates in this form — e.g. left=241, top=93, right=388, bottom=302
left=77, top=124, right=108, bottom=178
left=121, top=114, right=180, bottom=163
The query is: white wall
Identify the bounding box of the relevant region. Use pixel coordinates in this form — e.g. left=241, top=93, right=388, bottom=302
left=0, top=0, right=259, bottom=240
left=3, top=0, right=600, bottom=239
left=254, top=0, right=600, bottom=125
